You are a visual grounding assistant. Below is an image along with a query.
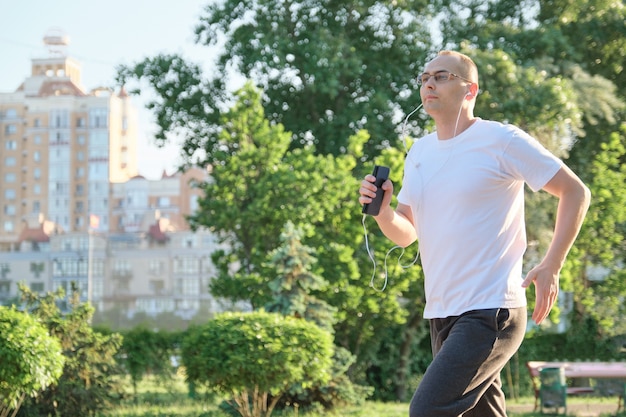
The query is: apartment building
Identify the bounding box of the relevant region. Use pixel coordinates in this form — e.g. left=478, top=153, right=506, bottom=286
left=110, top=168, right=206, bottom=234
left=0, top=29, right=138, bottom=248
left=0, top=227, right=246, bottom=328
left=0, top=30, right=235, bottom=325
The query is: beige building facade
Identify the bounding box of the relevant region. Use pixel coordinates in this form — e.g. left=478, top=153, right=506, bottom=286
left=0, top=30, right=232, bottom=325
left=0, top=30, right=138, bottom=248
left=0, top=228, right=246, bottom=328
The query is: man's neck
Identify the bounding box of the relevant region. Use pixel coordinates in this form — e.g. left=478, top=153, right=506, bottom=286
left=435, top=116, right=477, bottom=140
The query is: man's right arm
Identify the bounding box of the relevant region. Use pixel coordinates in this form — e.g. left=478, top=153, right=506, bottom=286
left=374, top=202, right=417, bottom=248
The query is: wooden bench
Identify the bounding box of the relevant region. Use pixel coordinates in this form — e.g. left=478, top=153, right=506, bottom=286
left=526, top=361, right=595, bottom=410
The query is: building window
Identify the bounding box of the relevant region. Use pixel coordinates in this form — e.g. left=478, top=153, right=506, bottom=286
left=183, top=237, right=197, bottom=248
left=34, top=135, right=41, bottom=144
left=0, top=264, right=9, bottom=279
left=91, top=259, right=105, bottom=277
left=3, top=221, right=14, bottom=232
left=30, top=262, right=45, bottom=278
left=174, top=256, right=199, bottom=274
left=34, top=118, right=40, bottom=128
left=4, top=173, right=16, bottom=183
left=149, top=259, right=164, bottom=275
left=176, top=278, right=198, bottom=295
left=89, top=108, right=108, bottom=128
left=5, top=140, right=17, bottom=150
left=4, top=205, right=16, bottom=216
left=50, top=110, right=69, bottom=128
left=33, top=151, right=41, bottom=162
left=149, top=280, right=165, bottom=294
left=113, top=259, right=131, bottom=274
left=0, top=281, right=10, bottom=296
left=116, top=279, right=130, bottom=292
left=53, top=131, right=68, bottom=144
left=92, top=278, right=103, bottom=298
left=4, top=190, right=15, bottom=200
left=4, top=125, right=16, bottom=135
left=53, top=258, right=88, bottom=277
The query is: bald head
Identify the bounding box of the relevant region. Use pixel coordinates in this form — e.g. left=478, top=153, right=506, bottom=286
left=432, top=51, right=479, bottom=86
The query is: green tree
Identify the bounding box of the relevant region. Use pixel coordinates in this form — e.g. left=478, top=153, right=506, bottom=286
left=117, top=1, right=435, bottom=163
left=187, top=84, right=423, bottom=399
left=188, top=82, right=362, bottom=313
left=120, top=327, right=176, bottom=398
left=263, top=222, right=373, bottom=409
left=194, top=0, right=437, bottom=158
left=562, top=129, right=626, bottom=335
left=0, top=307, right=64, bottom=417
left=181, top=311, right=333, bottom=417
left=537, top=0, right=626, bottom=88
left=264, top=220, right=337, bottom=332
left=17, top=284, right=123, bottom=417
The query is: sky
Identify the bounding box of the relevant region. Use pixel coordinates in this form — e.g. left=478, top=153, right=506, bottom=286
left=0, top=0, right=220, bottom=180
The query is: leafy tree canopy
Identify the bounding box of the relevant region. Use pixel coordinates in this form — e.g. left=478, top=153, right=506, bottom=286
left=264, top=221, right=338, bottom=333
left=0, top=307, right=64, bottom=413
left=188, top=83, right=417, bottom=374
left=118, top=0, right=438, bottom=163
left=561, top=127, right=626, bottom=336
left=120, top=327, right=177, bottom=397
left=17, top=285, right=124, bottom=417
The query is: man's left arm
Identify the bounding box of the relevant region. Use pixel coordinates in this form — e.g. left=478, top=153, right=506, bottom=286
left=522, top=165, right=591, bottom=324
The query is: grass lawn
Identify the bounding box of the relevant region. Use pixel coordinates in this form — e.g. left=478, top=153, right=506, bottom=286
left=99, top=375, right=625, bottom=417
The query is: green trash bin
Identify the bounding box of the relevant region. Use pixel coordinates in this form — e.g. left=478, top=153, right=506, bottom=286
left=539, top=367, right=567, bottom=415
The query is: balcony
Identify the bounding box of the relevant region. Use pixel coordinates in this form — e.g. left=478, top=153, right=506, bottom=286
left=112, top=270, right=133, bottom=281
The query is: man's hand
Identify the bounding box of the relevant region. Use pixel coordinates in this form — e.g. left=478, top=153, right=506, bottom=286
left=522, top=263, right=560, bottom=325
left=359, top=174, right=394, bottom=216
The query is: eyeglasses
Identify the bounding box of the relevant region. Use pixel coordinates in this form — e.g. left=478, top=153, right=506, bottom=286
left=417, top=71, right=473, bottom=85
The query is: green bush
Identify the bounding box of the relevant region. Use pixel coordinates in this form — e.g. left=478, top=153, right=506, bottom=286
left=0, top=307, right=64, bottom=413
left=17, top=285, right=124, bottom=417
left=182, top=311, right=334, bottom=417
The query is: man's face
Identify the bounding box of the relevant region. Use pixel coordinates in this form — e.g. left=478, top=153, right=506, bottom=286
left=419, top=55, right=472, bottom=117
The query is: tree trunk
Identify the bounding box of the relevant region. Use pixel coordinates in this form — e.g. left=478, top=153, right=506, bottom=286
left=395, top=309, right=427, bottom=401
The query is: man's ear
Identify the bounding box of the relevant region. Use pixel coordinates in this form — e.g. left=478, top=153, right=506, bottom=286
left=467, top=83, right=479, bottom=99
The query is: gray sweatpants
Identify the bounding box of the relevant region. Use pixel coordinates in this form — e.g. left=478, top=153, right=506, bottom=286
left=409, top=307, right=527, bottom=417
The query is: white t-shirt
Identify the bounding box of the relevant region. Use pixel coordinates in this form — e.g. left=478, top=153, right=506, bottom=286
left=397, top=119, right=562, bottom=319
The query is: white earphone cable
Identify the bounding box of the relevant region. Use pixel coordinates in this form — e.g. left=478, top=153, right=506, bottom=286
left=364, top=95, right=466, bottom=292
